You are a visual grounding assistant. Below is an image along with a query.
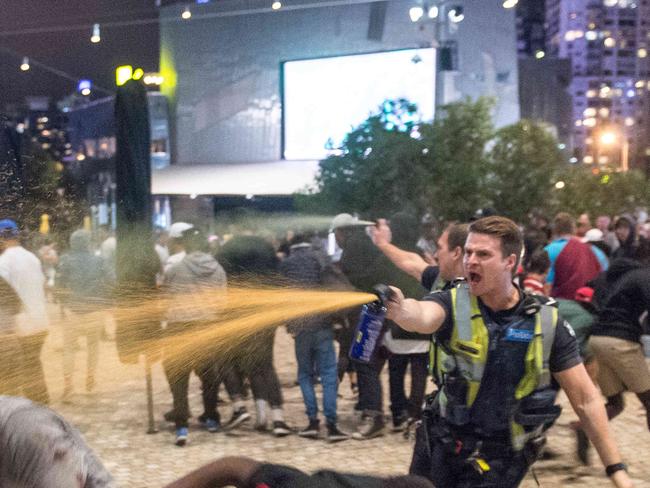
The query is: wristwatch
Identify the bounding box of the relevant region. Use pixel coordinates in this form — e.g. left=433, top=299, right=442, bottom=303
left=605, top=463, right=628, bottom=477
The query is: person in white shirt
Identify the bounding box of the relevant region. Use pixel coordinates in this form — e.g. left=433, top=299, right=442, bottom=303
left=0, top=219, right=50, bottom=404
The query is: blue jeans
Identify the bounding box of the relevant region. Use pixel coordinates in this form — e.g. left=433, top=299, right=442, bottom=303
left=295, top=328, right=338, bottom=424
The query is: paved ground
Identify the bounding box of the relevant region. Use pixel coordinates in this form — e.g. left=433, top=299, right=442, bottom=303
left=40, top=317, right=650, bottom=487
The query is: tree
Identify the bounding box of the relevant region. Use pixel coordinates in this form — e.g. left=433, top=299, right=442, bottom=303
left=296, top=97, right=648, bottom=224
left=419, top=97, right=493, bottom=221
left=297, top=98, right=494, bottom=220
left=548, top=166, right=649, bottom=218
left=296, top=99, right=427, bottom=217
left=485, top=121, right=563, bottom=222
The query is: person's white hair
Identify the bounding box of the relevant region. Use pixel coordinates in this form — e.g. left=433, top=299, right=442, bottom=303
left=0, top=396, right=115, bottom=488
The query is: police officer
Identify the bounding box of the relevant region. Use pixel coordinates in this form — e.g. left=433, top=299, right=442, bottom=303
left=386, top=216, right=633, bottom=487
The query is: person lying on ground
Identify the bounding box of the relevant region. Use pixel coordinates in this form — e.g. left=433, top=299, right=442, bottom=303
left=164, top=455, right=434, bottom=488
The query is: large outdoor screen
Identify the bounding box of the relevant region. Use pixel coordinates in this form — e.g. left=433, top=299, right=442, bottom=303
left=282, top=48, right=435, bottom=161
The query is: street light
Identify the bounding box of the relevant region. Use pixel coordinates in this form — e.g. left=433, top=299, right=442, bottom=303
left=598, top=129, right=629, bottom=172
left=409, top=6, right=424, bottom=22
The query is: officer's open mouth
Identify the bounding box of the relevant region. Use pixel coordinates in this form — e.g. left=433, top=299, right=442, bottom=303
left=468, top=272, right=481, bottom=284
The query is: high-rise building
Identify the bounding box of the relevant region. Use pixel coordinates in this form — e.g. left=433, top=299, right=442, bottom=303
left=516, top=0, right=547, bottom=57
left=546, top=0, right=650, bottom=171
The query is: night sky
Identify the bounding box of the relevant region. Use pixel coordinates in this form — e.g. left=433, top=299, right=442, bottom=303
left=0, top=0, right=161, bottom=111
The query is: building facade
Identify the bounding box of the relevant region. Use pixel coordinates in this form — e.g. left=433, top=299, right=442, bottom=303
left=546, top=0, right=650, bottom=171
left=159, top=0, right=521, bottom=168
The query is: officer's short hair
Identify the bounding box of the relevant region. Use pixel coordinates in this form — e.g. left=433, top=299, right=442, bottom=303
left=553, top=212, right=575, bottom=236
left=445, top=223, right=469, bottom=253
left=469, top=216, right=523, bottom=267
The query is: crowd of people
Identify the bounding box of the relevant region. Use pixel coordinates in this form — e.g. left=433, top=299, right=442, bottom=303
left=0, top=207, right=648, bottom=487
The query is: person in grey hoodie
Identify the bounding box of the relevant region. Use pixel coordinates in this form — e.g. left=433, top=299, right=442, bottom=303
left=57, top=229, right=109, bottom=400
left=162, top=226, right=227, bottom=446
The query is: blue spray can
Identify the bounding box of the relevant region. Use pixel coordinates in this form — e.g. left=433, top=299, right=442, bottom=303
left=349, top=285, right=394, bottom=363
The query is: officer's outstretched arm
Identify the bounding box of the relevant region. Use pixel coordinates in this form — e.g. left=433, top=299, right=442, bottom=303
left=386, top=286, right=446, bottom=334
left=555, top=364, right=634, bottom=488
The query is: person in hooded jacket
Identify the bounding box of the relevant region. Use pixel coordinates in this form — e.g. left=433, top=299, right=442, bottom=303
left=57, top=229, right=110, bottom=401
left=218, top=234, right=292, bottom=437
left=163, top=226, right=227, bottom=446
left=588, top=256, right=650, bottom=430
left=378, top=212, right=430, bottom=432
left=612, top=214, right=649, bottom=262
left=331, top=213, right=424, bottom=440
left=574, top=253, right=650, bottom=465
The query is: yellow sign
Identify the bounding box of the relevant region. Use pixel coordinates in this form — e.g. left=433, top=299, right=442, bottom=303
left=116, top=65, right=133, bottom=86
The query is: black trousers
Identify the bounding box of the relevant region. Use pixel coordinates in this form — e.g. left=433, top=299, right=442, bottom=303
left=164, top=350, right=221, bottom=429
left=230, top=329, right=283, bottom=408
left=355, top=351, right=386, bottom=414
left=335, top=309, right=358, bottom=381
left=19, top=332, right=50, bottom=405
left=388, top=352, right=429, bottom=421
left=410, top=418, right=532, bottom=488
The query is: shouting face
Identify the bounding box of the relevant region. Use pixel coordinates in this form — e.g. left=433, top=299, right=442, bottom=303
left=463, top=232, right=516, bottom=297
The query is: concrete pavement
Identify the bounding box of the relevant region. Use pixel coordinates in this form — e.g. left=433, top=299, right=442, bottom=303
left=40, top=321, right=650, bottom=487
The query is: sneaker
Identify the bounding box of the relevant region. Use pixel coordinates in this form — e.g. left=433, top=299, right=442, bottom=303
left=352, top=415, right=384, bottom=440
left=272, top=421, right=292, bottom=437
left=255, top=423, right=269, bottom=432
left=576, top=428, right=590, bottom=465
left=298, top=419, right=320, bottom=439
left=175, top=427, right=188, bottom=447
left=224, top=407, right=251, bottom=430
left=204, top=418, right=221, bottom=433
left=403, top=417, right=417, bottom=440
left=326, top=423, right=349, bottom=443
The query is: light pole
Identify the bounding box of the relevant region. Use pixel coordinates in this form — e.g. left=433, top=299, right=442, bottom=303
left=409, top=1, right=465, bottom=120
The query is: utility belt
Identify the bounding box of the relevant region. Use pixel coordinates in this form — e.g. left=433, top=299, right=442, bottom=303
left=420, top=387, right=560, bottom=467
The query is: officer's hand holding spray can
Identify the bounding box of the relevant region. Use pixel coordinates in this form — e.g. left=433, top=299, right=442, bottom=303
left=349, top=284, right=396, bottom=363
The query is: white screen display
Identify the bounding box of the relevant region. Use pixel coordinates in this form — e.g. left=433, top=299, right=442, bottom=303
left=283, top=48, right=435, bottom=161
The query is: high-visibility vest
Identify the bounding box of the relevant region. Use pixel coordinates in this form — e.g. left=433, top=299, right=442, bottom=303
left=431, top=282, right=558, bottom=451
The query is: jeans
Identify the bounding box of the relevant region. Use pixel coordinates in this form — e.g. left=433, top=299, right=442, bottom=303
left=388, top=352, right=429, bottom=421
left=295, top=328, right=338, bottom=424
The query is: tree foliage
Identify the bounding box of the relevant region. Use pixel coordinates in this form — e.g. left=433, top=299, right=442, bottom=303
left=485, top=121, right=564, bottom=222
left=549, top=166, right=650, bottom=217
left=296, top=97, right=648, bottom=223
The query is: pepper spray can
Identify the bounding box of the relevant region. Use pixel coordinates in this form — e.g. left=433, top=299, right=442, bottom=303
left=349, top=285, right=394, bottom=363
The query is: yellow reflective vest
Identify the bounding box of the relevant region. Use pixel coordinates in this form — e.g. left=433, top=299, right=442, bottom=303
left=430, top=282, right=558, bottom=451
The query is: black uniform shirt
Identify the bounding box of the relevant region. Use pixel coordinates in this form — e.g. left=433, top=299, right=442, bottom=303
left=423, top=289, right=581, bottom=374
left=421, top=265, right=440, bottom=291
